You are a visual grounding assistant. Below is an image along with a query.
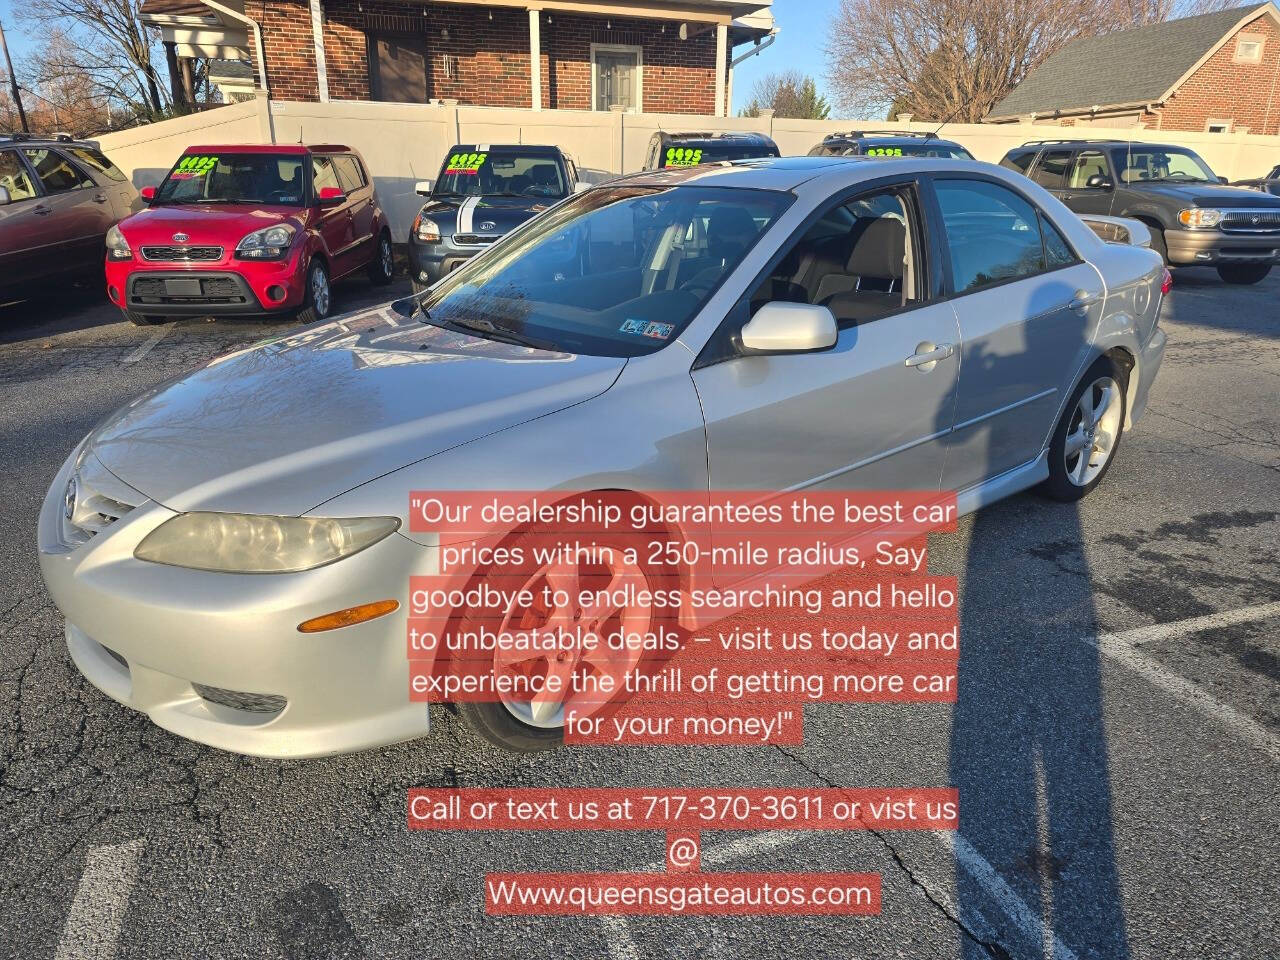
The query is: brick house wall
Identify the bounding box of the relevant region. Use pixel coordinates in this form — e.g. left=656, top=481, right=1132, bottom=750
left=246, top=0, right=721, bottom=113
left=1140, top=11, right=1280, bottom=135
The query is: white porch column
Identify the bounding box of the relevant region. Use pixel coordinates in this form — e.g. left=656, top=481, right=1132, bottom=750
left=714, top=22, right=727, bottom=117
left=529, top=7, right=542, bottom=111
left=309, top=0, right=329, bottom=102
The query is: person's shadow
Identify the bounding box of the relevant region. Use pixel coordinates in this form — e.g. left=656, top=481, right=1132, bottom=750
left=941, top=308, right=1130, bottom=958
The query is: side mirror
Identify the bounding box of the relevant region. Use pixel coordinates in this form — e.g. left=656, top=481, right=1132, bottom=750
left=318, top=186, right=345, bottom=205
left=1218, top=176, right=1229, bottom=184
left=0, top=186, right=10, bottom=206
left=414, top=179, right=434, bottom=196
left=139, top=185, right=156, bottom=202
left=574, top=181, right=591, bottom=194
left=740, top=302, right=838, bottom=355
left=1085, top=174, right=1112, bottom=189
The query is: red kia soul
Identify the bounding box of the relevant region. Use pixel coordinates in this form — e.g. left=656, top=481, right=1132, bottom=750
left=105, top=144, right=393, bottom=325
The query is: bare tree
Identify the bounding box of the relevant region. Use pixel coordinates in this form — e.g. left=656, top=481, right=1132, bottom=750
left=741, top=70, right=832, bottom=120
left=825, top=0, right=1204, bottom=122
left=18, top=0, right=167, bottom=119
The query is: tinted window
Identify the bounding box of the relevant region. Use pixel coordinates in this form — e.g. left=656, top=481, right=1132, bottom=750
left=67, top=147, right=126, bottom=182
left=419, top=186, right=791, bottom=357
left=1031, top=150, right=1071, bottom=189
left=934, top=179, right=1047, bottom=293
left=1040, top=214, right=1076, bottom=268
left=435, top=150, right=568, bottom=198
left=1001, top=150, right=1036, bottom=174
left=22, top=148, right=94, bottom=193
left=155, top=153, right=306, bottom=205
left=660, top=142, right=778, bottom=167
left=0, top=150, right=38, bottom=201
left=863, top=141, right=972, bottom=159
left=333, top=155, right=365, bottom=192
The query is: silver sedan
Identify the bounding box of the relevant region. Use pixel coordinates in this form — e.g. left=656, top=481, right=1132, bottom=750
left=37, top=157, right=1168, bottom=756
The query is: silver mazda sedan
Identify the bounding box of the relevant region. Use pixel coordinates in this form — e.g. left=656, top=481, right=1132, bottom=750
left=38, top=157, right=1168, bottom=756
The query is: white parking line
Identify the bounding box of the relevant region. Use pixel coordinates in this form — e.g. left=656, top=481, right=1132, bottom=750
left=1090, top=601, right=1280, bottom=762
left=54, top=839, right=145, bottom=960
left=121, top=323, right=175, bottom=363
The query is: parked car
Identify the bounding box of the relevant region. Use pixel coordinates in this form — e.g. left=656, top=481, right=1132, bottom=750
left=105, top=143, right=392, bottom=326
left=0, top=133, right=139, bottom=301
left=1000, top=139, right=1280, bottom=284
left=641, top=131, right=780, bottom=170
left=807, top=130, right=974, bottom=160
left=408, top=144, right=580, bottom=293
left=39, top=156, right=1167, bottom=756
left=1232, top=164, right=1280, bottom=197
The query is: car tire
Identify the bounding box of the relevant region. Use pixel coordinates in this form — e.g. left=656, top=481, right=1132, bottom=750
left=1146, top=224, right=1168, bottom=265
left=123, top=310, right=165, bottom=326
left=295, top=259, right=331, bottom=325
left=447, top=505, right=678, bottom=753
left=367, top=231, right=394, bottom=285
left=1039, top=355, right=1128, bottom=503
left=1216, top=263, right=1270, bottom=285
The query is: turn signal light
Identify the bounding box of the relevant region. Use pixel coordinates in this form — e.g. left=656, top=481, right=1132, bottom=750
left=298, top=599, right=400, bottom=633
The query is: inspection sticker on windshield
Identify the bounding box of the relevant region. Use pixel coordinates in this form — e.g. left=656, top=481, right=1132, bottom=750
left=665, top=147, right=704, bottom=167
left=170, top=155, right=218, bottom=180
left=446, top=152, right=488, bottom=175
left=619, top=319, right=648, bottom=335
left=643, top=322, right=674, bottom=339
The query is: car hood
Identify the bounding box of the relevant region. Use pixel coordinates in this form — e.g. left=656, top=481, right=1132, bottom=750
left=88, top=303, right=624, bottom=516
left=118, top=203, right=308, bottom=244
left=421, top=194, right=559, bottom=235
left=1129, top=182, right=1280, bottom=208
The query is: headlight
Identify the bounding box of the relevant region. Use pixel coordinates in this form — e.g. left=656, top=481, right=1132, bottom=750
left=134, top=513, right=401, bottom=573
left=413, top=214, right=441, bottom=243
left=236, top=223, right=297, bottom=260
left=1178, top=208, right=1223, bottom=229
left=106, top=224, right=132, bottom=260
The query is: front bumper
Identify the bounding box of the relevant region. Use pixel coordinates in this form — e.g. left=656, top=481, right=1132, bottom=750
left=37, top=450, right=442, bottom=758
left=106, top=252, right=308, bottom=317
left=407, top=235, right=491, bottom=287
left=1163, top=228, right=1280, bottom=266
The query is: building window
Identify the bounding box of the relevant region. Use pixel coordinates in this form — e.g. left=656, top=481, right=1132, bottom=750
left=591, top=43, right=642, bottom=112
left=369, top=34, right=429, bottom=103
left=1234, top=35, right=1264, bottom=63
left=1205, top=119, right=1232, bottom=133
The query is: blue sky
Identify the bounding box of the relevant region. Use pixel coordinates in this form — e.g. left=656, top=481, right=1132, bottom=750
left=1, top=0, right=836, bottom=113
left=731, top=0, right=840, bottom=115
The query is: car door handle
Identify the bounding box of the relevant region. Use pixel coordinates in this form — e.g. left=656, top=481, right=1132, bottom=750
left=93, top=193, right=109, bottom=203
left=33, top=205, right=52, bottom=216
left=1068, top=290, right=1101, bottom=311
left=904, top=342, right=954, bottom=370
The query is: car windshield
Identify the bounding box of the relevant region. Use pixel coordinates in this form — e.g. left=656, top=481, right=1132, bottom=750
left=417, top=185, right=792, bottom=357
left=1112, top=147, right=1217, bottom=184
left=660, top=143, right=777, bottom=167
left=860, top=142, right=974, bottom=160
left=154, top=153, right=306, bottom=205
left=434, top=150, right=568, bottom=199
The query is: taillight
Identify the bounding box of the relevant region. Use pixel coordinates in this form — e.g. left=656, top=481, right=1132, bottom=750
left=1160, top=268, right=1173, bottom=295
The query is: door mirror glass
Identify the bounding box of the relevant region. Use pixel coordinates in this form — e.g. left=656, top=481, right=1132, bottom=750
left=740, top=302, right=838, bottom=355
left=415, top=179, right=434, bottom=196
left=318, top=186, right=345, bottom=205
left=139, top=185, right=156, bottom=201
left=1218, top=175, right=1229, bottom=184
left=1085, top=173, right=1112, bottom=189
left=0, top=186, right=10, bottom=206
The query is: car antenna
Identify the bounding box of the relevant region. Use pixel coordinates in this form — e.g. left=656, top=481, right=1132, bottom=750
left=928, top=102, right=968, bottom=141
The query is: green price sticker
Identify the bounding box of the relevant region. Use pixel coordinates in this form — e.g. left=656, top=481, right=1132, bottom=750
left=866, top=147, right=904, bottom=157
left=446, top=152, right=488, bottom=175
left=171, top=155, right=218, bottom=179
left=665, top=147, right=704, bottom=167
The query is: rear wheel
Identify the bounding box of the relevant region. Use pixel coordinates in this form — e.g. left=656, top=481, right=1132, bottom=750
left=367, top=231, right=394, bottom=285
left=123, top=310, right=165, bottom=326
left=1146, top=223, right=1168, bottom=265
left=295, top=259, right=331, bottom=324
left=1217, top=263, right=1270, bottom=285
left=1040, top=355, right=1128, bottom=502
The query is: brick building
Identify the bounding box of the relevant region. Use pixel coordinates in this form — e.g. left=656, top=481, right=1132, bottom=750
left=986, top=3, right=1280, bottom=135
left=140, top=0, right=776, bottom=117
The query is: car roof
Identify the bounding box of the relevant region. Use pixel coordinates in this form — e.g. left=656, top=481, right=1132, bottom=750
left=0, top=133, right=100, bottom=148
left=829, top=135, right=968, bottom=148
left=1015, top=139, right=1193, bottom=151
left=182, top=144, right=316, bottom=155
left=614, top=154, right=991, bottom=191
left=655, top=131, right=776, bottom=145
left=449, top=143, right=563, bottom=155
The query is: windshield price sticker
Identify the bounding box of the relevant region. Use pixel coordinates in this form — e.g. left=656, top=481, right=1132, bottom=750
left=447, top=152, right=489, bottom=175
left=170, top=155, right=218, bottom=180
left=666, top=147, right=704, bottom=167
left=866, top=147, right=903, bottom=157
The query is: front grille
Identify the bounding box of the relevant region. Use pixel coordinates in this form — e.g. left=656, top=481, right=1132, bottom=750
left=141, top=245, right=224, bottom=262
left=452, top=234, right=499, bottom=246
left=193, top=682, right=287, bottom=715
left=1219, top=209, right=1280, bottom=234
left=131, top=275, right=249, bottom=305
left=61, top=455, right=144, bottom=548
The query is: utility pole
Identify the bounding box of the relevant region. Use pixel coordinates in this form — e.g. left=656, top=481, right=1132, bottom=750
left=0, top=16, right=29, bottom=133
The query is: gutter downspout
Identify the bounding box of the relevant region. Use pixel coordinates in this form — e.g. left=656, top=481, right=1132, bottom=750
left=728, top=30, right=776, bottom=117
left=199, top=0, right=275, bottom=141
left=309, top=0, right=329, bottom=102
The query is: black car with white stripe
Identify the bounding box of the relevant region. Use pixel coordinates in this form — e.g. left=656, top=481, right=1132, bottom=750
left=408, top=144, right=580, bottom=292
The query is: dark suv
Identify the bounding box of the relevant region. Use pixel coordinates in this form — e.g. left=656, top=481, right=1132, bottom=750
left=642, top=131, right=779, bottom=170
left=808, top=130, right=974, bottom=160
left=0, top=134, right=139, bottom=300
left=1000, top=139, right=1280, bottom=284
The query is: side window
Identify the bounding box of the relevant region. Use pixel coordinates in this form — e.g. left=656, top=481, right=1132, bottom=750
left=312, top=156, right=342, bottom=196
left=1031, top=150, right=1071, bottom=190
left=934, top=179, right=1047, bottom=293
left=1069, top=151, right=1110, bottom=189
left=749, top=187, right=920, bottom=328
left=1040, top=214, right=1077, bottom=268
left=67, top=147, right=127, bottom=183
left=333, top=155, right=365, bottom=193
left=1000, top=150, right=1036, bottom=175
left=22, top=148, right=94, bottom=193
left=0, top=150, right=38, bottom=201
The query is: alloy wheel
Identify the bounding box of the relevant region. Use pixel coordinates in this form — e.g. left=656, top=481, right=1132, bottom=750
left=311, top=264, right=330, bottom=316
left=1064, top=376, right=1123, bottom=486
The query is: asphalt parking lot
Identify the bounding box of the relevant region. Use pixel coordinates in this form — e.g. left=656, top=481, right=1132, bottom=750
left=1, top=268, right=1277, bottom=960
